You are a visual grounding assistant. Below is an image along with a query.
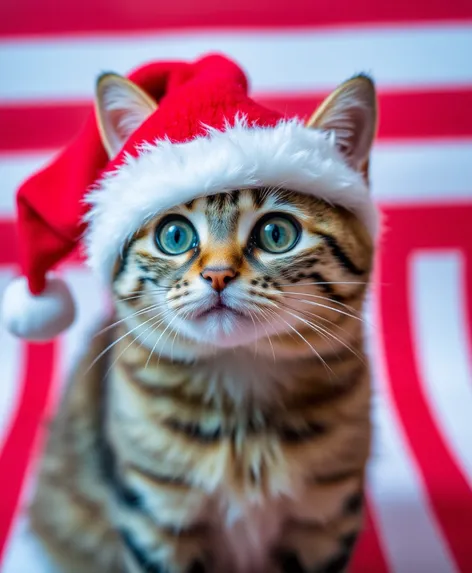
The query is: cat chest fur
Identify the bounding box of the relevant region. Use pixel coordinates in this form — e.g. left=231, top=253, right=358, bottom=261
left=107, top=336, right=370, bottom=571
left=215, top=494, right=287, bottom=571
left=108, top=349, right=312, bottom=567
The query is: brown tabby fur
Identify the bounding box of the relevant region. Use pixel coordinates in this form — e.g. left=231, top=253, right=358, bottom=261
left=30, top=186, right=374, bottom=573
left=29, top=69, right=377, bottom=573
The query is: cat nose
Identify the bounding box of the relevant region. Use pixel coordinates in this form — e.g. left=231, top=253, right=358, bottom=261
left=201, top=267, right=237, bottom=292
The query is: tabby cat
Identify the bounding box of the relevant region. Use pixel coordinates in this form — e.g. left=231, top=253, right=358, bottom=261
left=30, top=71, right=377, bottom=573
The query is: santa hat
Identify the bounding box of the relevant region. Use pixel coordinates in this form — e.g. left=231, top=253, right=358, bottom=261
left=1, top=54, right=378, bottom=341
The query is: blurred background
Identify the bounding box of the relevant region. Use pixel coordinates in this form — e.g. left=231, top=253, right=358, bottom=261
left=0, top=1, right=471, bottom=572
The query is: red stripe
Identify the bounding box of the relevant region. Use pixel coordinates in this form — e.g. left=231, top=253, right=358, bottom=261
left=0, top=222, right=19, bottom=264
left=0, top=342, right=56, bottom=562
left=377, top=203, right=472, bottom=571
left=351, top=498, right=390, bottom=573
left=0, top=103, right=91, bottom=153
left=263, top=89, right=472, bottom=142
left=1, top=0, right=471, bottom=37
left=2, top=89, right=472, bottom=152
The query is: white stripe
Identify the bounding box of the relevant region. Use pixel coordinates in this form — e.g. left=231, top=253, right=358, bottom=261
left=0, top=270, right=24, bottom=453
left=365, top=299, right=457, bottom=573
left=371, top=142, right=472, bottom=203
left=0, top=25, right=471, bottom=102
left=1, top=514, right=61, bottom=573
left=410, top=252, right=472, bottom=488
left=1, top=143, right=471, bottom=217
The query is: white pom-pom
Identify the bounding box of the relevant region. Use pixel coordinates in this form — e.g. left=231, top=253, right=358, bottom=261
left=1, top=276, right=76, bottom=341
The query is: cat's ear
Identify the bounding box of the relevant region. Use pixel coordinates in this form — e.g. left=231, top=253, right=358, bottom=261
left=306, top=74, right=377, bottom=177
left=95, top=73, right=158, bottom=159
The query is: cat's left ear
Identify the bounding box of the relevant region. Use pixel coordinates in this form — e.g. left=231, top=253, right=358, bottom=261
left=95, top=73, right=158, bottom=159
left=306, top=74, right=377, bottom=179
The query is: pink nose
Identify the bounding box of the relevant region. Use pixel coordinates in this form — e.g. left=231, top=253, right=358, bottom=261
left=201, top=267, right=237, bottom=292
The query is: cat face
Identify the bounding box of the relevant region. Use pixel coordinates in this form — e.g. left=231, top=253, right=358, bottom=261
left=112, top=187, right=373, bottom=349
left=95, top=69, right=377, bottom=354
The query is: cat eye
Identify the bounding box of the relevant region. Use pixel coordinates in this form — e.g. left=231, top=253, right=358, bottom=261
left=254, top=214, right=301, bottom=254
left=155, top=216, right=198, bottom=255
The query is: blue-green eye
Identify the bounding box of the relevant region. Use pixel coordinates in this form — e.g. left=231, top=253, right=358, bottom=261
left=256, top=214, right=300, bottom=254
left=156, top=217, right=198, bottom=255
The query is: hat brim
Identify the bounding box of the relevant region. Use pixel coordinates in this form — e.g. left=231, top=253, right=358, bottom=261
left=85, top=117, right=377, bottom=282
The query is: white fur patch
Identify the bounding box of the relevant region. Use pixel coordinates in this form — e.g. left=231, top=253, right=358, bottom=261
left=85, top=117, right=377, bottom=283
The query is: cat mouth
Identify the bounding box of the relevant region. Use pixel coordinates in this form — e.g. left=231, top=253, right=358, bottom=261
left=195, top=301, right=246, bottom=319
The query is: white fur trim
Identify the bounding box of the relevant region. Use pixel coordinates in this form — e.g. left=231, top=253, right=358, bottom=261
left=85, top=118, right=377, bottom=281
left=1, top=276, right=76, bottom=341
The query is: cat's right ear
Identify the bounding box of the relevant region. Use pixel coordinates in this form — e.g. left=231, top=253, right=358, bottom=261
left=306, top=74, right=377, bottom=179
left=95, top=73, right=158, bottom=159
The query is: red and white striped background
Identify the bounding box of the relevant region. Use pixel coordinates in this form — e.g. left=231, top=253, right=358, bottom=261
left=0, top=2, right=471, bottom=571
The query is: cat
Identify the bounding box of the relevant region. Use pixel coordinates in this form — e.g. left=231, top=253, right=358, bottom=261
left=29, top=70, right=377, bottom=573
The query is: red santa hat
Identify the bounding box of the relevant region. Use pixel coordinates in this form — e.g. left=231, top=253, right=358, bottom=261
left=1, top=54, right=378, bottom=341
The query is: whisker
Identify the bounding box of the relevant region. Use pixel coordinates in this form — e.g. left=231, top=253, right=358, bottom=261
left=155, top=310, right=188, bottom=365
left=169, top=325, right=180, bottom=362
left=289, top=302, right=372, bottom=340
left=257, top=305, right=284, bottom=343
left=251, top=307, right=276, bottom=361
left=159, top=316, right=183, bottom=364
left=246, top=309, right=259, bottom=358
left=145, top=313, right=181, bottom=369
left=258, top=305, right=305, bottom=355
left=95, top=301, right=170, bottom=337
left=257, top=305, right=289, bottom=354
left=118, top=290, right=174, bottom=303
left=102, top=311, right=173, bottom=379
left=278, top=302, right=366, bottom=364
left=117, top=285, right=174, bottom=299
left=261, top=304, right=333, bottom=374
left=275, top=304, right=336, bottom=350
left=304, top=318, right=366, bottom=364
left=86, top=307, right=170, bottom=374
left=278, top=281, right=368, bottom=287
left=261, top=286, right=369, bottom=363
left=100, top=290, right=197, bottom=338
left=289, top=304, right=355, bottom=335
left=281, top=290, right=361, bottom=314
left=283, top=295, right=365, bottom=323
left=287, top=295, right=373, bottom=329
left=168, top=307, right=193, bottom=362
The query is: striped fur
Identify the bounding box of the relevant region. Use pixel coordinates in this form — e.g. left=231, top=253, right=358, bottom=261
left=30, top=186, right=374, bottom=573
